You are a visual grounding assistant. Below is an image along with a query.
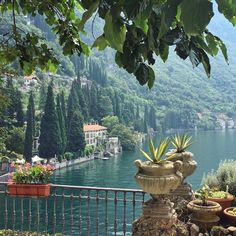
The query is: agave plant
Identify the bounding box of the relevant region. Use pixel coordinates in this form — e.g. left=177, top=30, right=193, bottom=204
left=171, top=134, right=193, bottom=153
left=140, top=137, right=175, bottom=164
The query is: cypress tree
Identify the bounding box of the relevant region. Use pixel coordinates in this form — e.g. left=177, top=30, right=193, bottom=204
left=39, top=82, right=47, bottom=110
left=23, top=94, right=34, bottom=162
left=90, top=84, right=99, bottom=120
left=149, top=106, right=157, bottom=131
left=60, top=91, right=66, bottom=120
left=66, top=110, right=86, bottom=154
left=39, top=84, right=62, bottom=159
left=15, top=90, right=24, bottom=127
left=76, top=78, right=89, bottom=121
left=56, top=94, right=67, bottom=154
left=29, top=92, right=35, bottom=136
left=114, top=92, right=121, bottom=120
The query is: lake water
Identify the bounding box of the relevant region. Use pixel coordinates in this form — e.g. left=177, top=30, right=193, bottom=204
left=53, top=130, right=236, bottom=190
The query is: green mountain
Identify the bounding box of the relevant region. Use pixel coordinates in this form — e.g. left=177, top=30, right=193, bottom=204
left=2, top=11, right=236, bottom=131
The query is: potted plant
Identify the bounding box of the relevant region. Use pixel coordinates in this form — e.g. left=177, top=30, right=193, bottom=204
left=167, top=134, right=197, bottom=180
left=207, top=186, right=234, bottom=211
left=223, top=207, right=236, bottom=226
left=8, top=162, right=55, bottom=197
left=187, top=186, right=222, bottom=229
left=134, top=137, right=183, bottom=195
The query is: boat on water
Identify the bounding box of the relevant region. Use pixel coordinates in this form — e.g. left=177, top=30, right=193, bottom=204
left=101, top=157, right=109, bottom=160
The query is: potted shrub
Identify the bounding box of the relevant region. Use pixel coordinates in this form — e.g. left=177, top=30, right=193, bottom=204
left=207, top=187, right=234, bottom=211
left=134, top=137, right=183, bottom=195
left=167, top=134, right=197, bottom=180
left=187, top=186, right=222, bottom=229
left=223, top=207, right=236, bottom=226
left=8, top=162, right=55, bottom=197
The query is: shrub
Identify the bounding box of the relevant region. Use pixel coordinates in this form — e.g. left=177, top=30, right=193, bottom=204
left=64, top=152, right=74, bottom=161
left=202, top=159, right=236, bottom=195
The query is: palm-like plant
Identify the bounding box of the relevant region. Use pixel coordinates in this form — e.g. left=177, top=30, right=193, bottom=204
left=171, top=134, right=193, bottom=153
left=140, top=137, right=175, bottom=164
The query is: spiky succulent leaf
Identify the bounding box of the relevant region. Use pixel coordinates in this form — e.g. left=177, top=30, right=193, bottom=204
left=171, top=134, right=193, bottom=153
left=140, top=149, right=153, bottom=162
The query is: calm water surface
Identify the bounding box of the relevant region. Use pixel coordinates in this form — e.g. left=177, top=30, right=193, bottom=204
left=53, top=130, right=236, bottom=190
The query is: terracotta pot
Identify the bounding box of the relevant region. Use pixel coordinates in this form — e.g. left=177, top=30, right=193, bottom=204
left=187, top=199, right=222, bottom=229
left=134, top=160, right=183, bottom=195
left=223, top=207, right=236, bottom=226
left=207, top=194, right=234, bottom=211
left=167, top=151, right=197, bottom=180
left=8, top=183, right=51, bottom=197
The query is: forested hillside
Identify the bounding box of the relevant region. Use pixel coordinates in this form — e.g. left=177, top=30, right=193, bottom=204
left=1, top=9, right=236, bottom=132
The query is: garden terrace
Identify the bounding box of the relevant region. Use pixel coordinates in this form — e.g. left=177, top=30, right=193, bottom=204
left=0, top=182, right=146, bottom=235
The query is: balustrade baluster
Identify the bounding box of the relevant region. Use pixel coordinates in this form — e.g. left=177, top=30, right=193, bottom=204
left=114, top=191, right=117, bottom=236
left=53, top=186, right=57, bottom=235
left=28, top=198, right=32, bottom=231
left=105, top=191, right=108, bottom=236
left=61, top=188, right=65, bottom=234
left=86, top=190, right=91, bottom=236
left=123, top=192, right=127, bottom=235
left=4, top=193, right=8, bottom=230
left=12, top=198, right=16, bottom=231
left=20, top=198, right=24, bottom=231
left=36, top=198, right=40, bottom=233
left=70, top=192, right=74, bottom=236
left=78, top=191, right=82, bottom=236
left=96, top=190, right=99, bottom=235
left=45, top=198, right=48, bottom=234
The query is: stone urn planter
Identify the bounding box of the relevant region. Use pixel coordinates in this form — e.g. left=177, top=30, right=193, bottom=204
left=223, top=207, right=236, bottom=226
left=187, top=199, right=222, bottom=229
left=167, top=150, right=197, bottom=181
left=134, top=159, right=183, bottom=195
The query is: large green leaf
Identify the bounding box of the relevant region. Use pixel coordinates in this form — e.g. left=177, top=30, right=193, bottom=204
left=134, top=5, right=152, bottom=34
left=216, top=0, right=236, bottom=26
left=92, top=35, right=108, bottom=50
left=180, top=0, right=214, bottom=36
left=134, top=63, right=155, bottom=88
left=104, top=11, right=127, bottom=52
left=79, top=0, right=99, bottom=30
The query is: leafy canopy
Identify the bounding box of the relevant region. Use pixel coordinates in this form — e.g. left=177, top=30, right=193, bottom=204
left=0, top=0, right=235, bottom=87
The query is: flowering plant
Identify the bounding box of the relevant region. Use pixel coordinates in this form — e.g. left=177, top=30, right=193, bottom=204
left=10, top=163, right=55, bottom=184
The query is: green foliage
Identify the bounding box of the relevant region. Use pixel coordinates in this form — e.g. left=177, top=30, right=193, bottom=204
left=140, top=137, right=174, bottom=164
left=227, top=208, right=236, bottom=216
left=66, top=111, right=85, bottom=154
left=24, top=93, right=35, bottom=162
left=0, top=0, right=235, bottom=86
left=195, top=185, right=210, bottom=206
left=39, top=83, right=62, bottom=159
left=84, top=145, right=94, bottom=156
left=11, top=163, right=55, bottom=184
left=110, top=125, right=136, bottom=151
left=5, top=127, right=24, bottom=154
left=208, top=190, right=229, bottom=199
left=171, top=134, right=193, bottom=153
left=64, top=152, right=74, bottom=161
left=56, top=94, right=67, bottom=155
left=202, top=160, right=236, bottom=195
left=101, top=116, right=119, bottom=133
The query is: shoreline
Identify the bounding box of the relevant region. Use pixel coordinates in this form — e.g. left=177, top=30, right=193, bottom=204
left=54, top=156, right=94, bottom=170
